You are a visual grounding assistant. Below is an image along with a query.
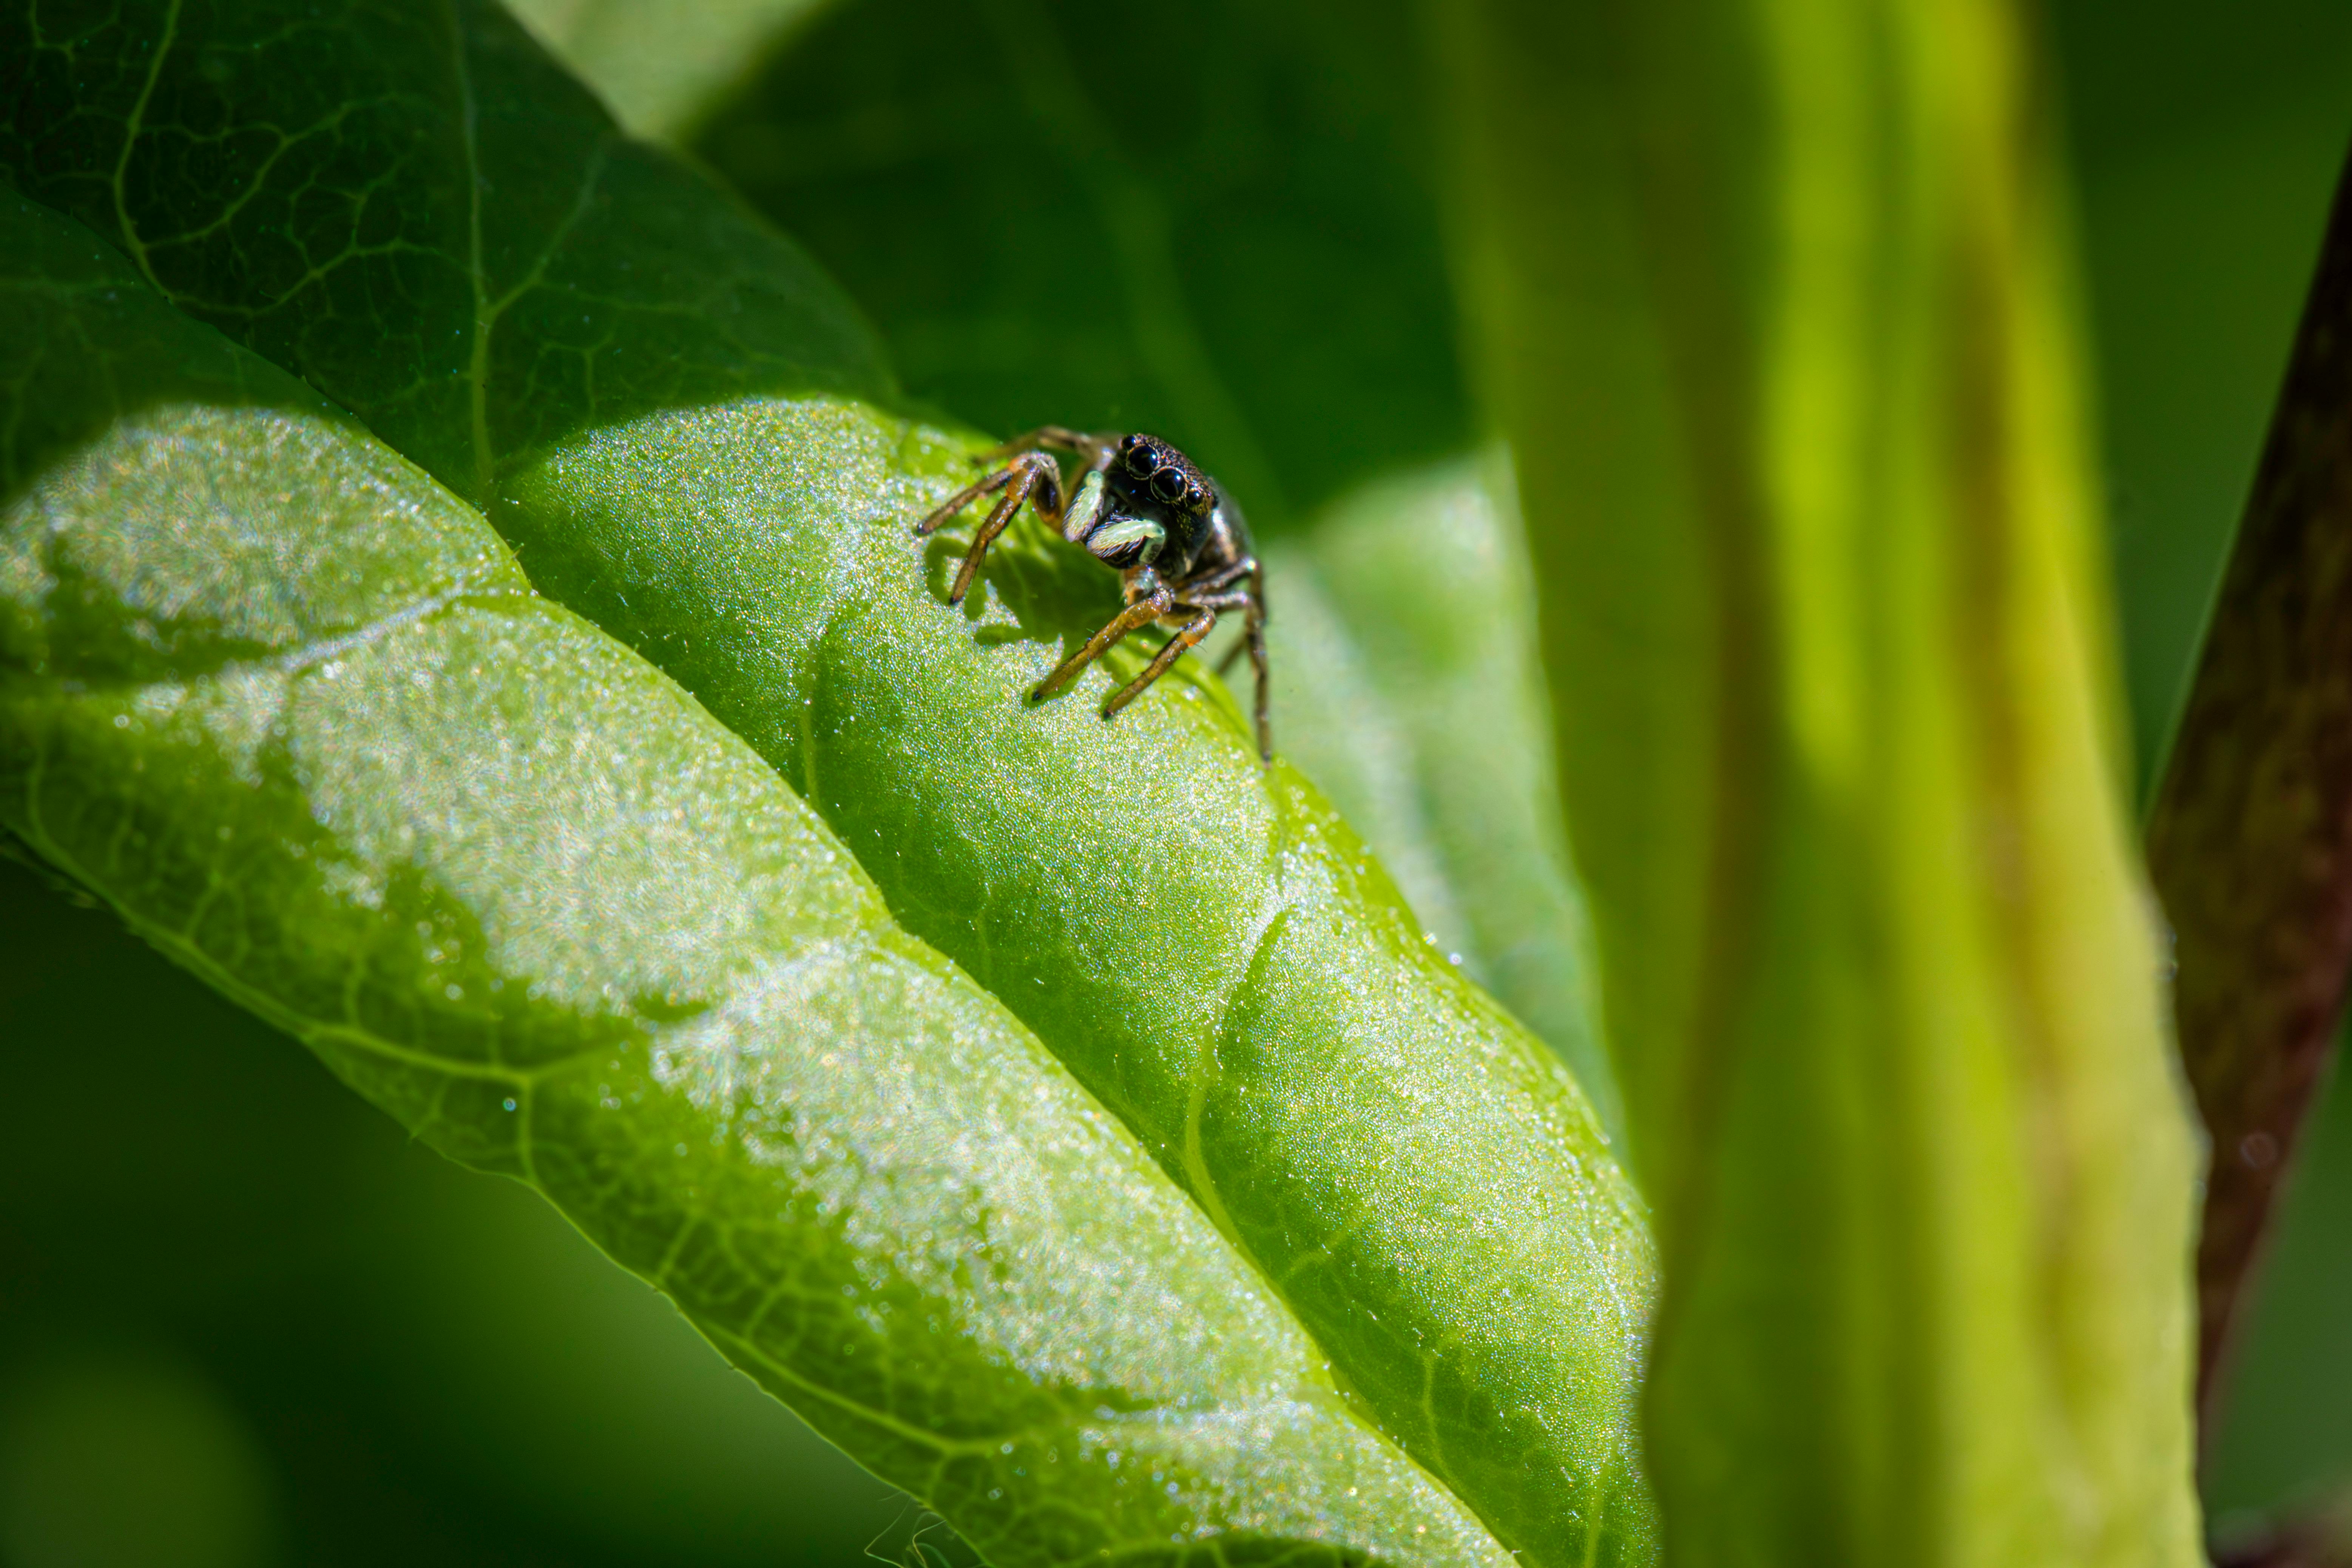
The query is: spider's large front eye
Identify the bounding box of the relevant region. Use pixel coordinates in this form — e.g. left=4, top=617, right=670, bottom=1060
left=1149, top=466, right=1187, bottom=504
left=1124, top=444, right=1159, bottom=477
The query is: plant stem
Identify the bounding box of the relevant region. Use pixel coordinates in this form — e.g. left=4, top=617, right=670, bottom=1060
left=2146, top=144, right=2352, bottom=1434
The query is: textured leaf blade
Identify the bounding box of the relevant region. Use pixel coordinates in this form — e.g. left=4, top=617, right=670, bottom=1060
left=1264, top=458, right=1623, bottom=1151
left=509, top=396, right=1658, bottom=1566
left=0, top=5, right=1660, bottom=1561
left=0, top=193, right=1514, bottom=1568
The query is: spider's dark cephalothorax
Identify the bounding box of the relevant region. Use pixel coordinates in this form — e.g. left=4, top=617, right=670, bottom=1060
left=915, top=426, right=1271, bottom=761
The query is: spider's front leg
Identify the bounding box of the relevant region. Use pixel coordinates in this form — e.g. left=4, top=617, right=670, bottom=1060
left=915, top=451, right=1066, bottom=605
left=1033, top=566, right=1174, bottom=702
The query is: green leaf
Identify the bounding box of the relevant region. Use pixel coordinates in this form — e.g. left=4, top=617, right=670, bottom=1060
left=0, top=839, right=904, bottom=1563
left=0, top=191, right=1516, bottom=1568
left=1, top=3, right=1658, bottom=1564
left=519, top=0, right=1631, bottom=1162
left=1426, top=0, right=2202, bottom=1563
left=1265, top=457, right=1624, bottom=1152
left=530, top=0, right=1627, bottom=1137
left=1, top=0, right=891, bottom=505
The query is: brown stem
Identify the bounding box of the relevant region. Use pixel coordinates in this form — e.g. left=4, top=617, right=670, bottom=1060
left=2146, top=142, right=2352, bottom=1436
left=2214, top=1509, right=2352, bottom=1568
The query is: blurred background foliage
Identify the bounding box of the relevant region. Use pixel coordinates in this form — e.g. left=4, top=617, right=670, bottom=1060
left=693, top=0, right=1471, bottom=536
left=1, top=0, right=2348, bottom=1561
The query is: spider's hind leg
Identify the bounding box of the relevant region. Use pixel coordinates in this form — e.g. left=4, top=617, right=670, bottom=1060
left=1195, top=593, right=1271, bottom=762
left=1241, top=590, right=1270, bottom=762
left=1201, top=566, right=1273, bottom=762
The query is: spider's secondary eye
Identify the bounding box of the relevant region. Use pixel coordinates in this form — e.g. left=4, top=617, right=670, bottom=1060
left=1149, top=466, right=1186, bottom=503
left=1184, top=484, right=1205, bottom=510
left=1124, top=445, right=1159, bottom=477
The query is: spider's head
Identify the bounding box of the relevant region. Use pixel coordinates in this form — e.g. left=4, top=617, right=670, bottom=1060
left=1108, top=433, right=1213, bottom=517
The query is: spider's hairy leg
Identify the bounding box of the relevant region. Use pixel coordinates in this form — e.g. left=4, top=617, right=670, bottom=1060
left=1238, top=563, right=1272, bottom=761
left=1190, top=578, right=1271, bottom=763
left=1034, top=569, right=1174, bottom=701
left=977, top=425, right=1086, bottom=460
left=978, top=425, right=1120, bottom=474
left=1189, top=558, right=1271, bottom=762
left=1244, top=589, right=1270, bottom=761
left=916, top=452, right=1063, bottom=605
left=915, top=461, right=1014, bottom=537
left=1103, top=606, right=1218, bottom=722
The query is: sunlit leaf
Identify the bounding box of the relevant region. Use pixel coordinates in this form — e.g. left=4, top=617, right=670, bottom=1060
left=505, top=0, right=832, bottom=143
left=0, top=193, right=1517, bottom=1568
left=0, top=3, right=1658, bottom=1563
left=1266, top=457, right=1623, bottom=1151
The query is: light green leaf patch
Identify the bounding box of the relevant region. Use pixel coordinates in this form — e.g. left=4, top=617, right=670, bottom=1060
left=506, top=0, right=834, bottom=143
left=1261, top=457, right=1622, bottom=1151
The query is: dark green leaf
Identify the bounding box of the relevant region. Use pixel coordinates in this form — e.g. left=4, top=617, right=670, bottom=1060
left=2, top=0, right=891, bottom=505
left=691, top=0, right=1471, bottom=535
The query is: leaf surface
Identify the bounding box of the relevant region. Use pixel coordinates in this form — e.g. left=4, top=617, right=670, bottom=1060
left=0, top=3, right=1658, bottom=1563
left=1264, top=458, right=1622, bottom=1151
left=497, top=0, right=1630, bottom=1121
left=0, top=191, right=1514, bottom=1568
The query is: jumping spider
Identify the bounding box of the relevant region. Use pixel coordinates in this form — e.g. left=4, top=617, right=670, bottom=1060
left=916, top=427, right=1271, bottom=762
